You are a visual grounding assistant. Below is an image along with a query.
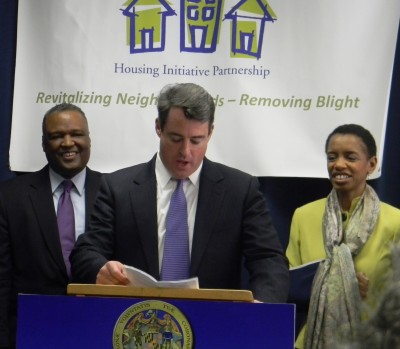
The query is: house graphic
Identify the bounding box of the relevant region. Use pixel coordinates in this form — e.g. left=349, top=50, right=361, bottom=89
left=121, top=0, right=176, bottom=53
left=120, top=0, right=277, bottom=59
left=224, top=0, right=276, bottom=59
left=180, top=0, right=224, bottom=53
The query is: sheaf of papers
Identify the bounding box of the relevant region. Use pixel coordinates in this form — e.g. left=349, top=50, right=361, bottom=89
left=124, top=265, right=199, bottom=289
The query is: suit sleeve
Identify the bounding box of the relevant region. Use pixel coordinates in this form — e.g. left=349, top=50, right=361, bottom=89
left=70, top=175, right=117, bottom=283
left=242, top=177, right=290, bottom=303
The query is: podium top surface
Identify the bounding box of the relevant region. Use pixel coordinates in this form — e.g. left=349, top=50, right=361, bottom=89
left=67, top=284, right=254, bottom=302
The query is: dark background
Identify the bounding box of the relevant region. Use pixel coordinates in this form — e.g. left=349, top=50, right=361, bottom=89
left=1, top=1, right=399, bottom=249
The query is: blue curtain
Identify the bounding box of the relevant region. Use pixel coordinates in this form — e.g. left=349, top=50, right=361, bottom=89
left=1, top=1, right=399, bottom=247
left=0, top=0, right=17, bottom=181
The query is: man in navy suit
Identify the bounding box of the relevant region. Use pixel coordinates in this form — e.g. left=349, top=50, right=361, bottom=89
left=0, top=103, right=102, bottom=349
left=71, top=83, right=289, bottom=303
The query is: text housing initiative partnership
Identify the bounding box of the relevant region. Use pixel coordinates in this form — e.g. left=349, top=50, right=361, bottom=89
left=114, top=63, right=271, bottom=79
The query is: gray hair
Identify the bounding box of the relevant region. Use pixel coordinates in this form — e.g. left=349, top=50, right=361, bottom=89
left=42, top=103, right=87, bottom=135
left=157, top=83, right=215, bottom=133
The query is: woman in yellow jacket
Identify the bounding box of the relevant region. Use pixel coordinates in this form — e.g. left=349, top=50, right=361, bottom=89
left=286, top=124, right=400, bottom=349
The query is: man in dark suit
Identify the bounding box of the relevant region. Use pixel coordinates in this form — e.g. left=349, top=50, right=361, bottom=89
left=71, top=83, right=289, bottom=303
left=0, top=103, right=101, bottom=349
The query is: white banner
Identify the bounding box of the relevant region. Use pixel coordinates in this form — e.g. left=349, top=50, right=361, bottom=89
left=11, top=0, right=400, bottom=177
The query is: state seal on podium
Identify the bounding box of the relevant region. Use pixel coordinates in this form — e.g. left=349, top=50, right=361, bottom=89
left=113, top=300, right=193, bottom=349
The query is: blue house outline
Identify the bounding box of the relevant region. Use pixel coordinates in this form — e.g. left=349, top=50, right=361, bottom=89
left=180, top=0, right=223, bottom=53
left=224, top=0, right=276, bottom=59
left=121, top=0, right=176, bottom=54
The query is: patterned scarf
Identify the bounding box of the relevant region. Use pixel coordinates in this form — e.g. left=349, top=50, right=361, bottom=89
left=305, top=185, right=380, bottom=349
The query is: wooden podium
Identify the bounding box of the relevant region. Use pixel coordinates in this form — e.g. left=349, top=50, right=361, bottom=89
left=17, top=284, right=295, bottom=349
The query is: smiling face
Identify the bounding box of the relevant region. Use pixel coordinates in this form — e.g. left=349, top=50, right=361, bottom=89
left=42, top=110, right=91, bottom=178
left=156, top=106, right=213, bottom=179
left=326, top=133, right=377, bottom=201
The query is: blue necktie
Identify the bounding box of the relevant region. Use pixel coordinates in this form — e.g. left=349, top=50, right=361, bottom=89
left=57, top=180, right=75, bottom=276
left=160, top=179, right=190, bottom=281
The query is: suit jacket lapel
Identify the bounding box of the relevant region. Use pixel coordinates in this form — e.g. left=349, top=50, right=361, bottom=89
left=29, top=166, right=67, bottom=274
left=129, top=157, right=160, bottom=278
left=190, top=159, right=225, bottom=275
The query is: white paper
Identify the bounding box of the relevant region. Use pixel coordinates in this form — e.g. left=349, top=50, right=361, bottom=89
left=289, top=259, right=324, bottom=271
left=124, top=265, right=199, bottom=289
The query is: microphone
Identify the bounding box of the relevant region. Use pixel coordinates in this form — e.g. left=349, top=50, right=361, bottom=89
left=341, top=213, right=347, bottom=221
